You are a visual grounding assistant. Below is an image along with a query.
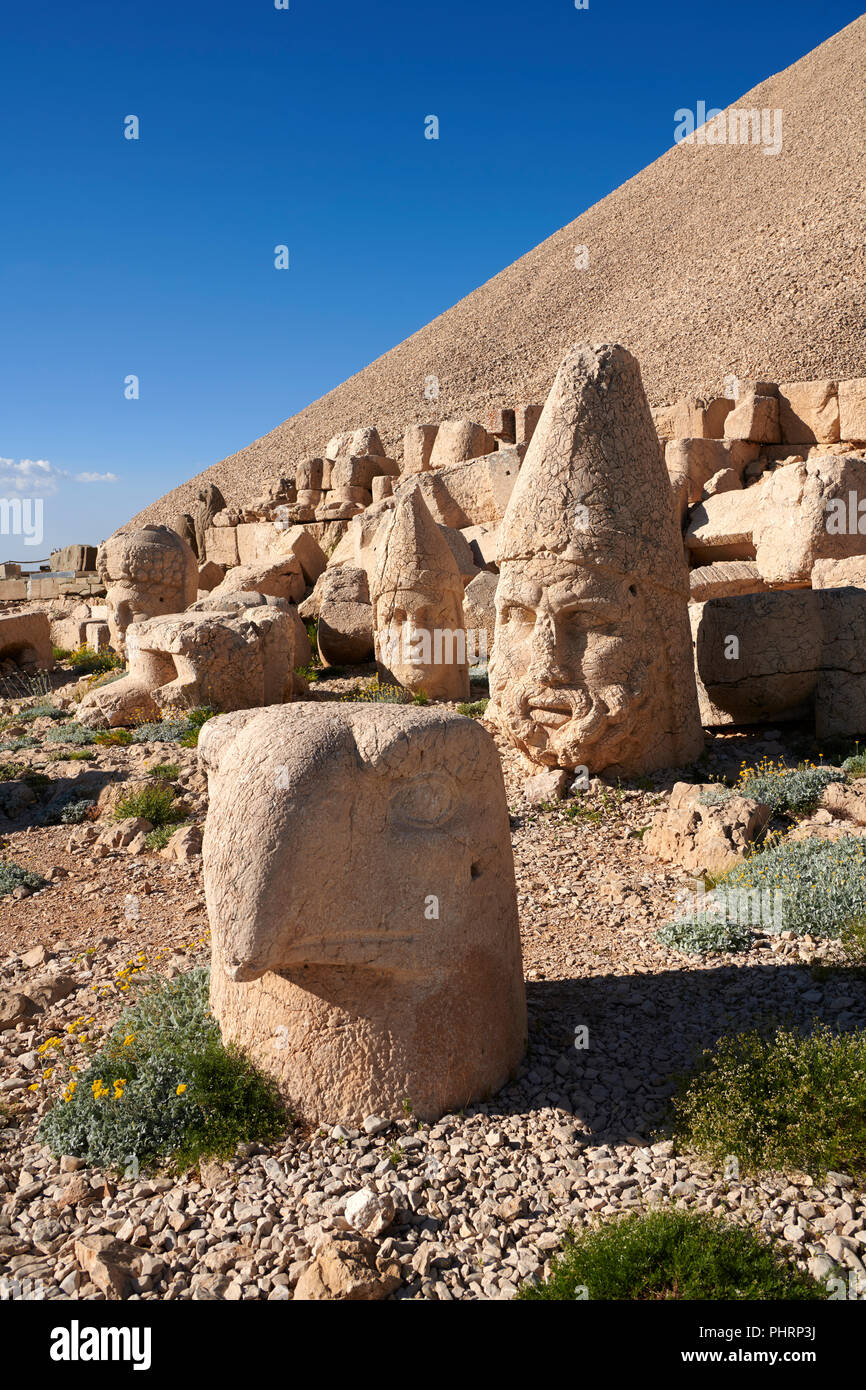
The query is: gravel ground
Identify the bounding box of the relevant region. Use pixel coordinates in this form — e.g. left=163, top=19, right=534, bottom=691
left=0, top=678, right=864, bottom=1301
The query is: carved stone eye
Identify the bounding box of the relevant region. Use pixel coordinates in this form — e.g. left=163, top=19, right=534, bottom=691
left=389, top=772, right=457, bottom=828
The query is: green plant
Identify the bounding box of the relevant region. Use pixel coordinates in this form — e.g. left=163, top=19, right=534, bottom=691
left=343, top=676, right=414, bottom=704
left=54, top=797, right=97, bottom=825
left=840, top=914, right=866, bottom=968
left=734, top=760, right=843, bottom=816
left=68, top=645, right=123, bottom=676
left=178, top=707, right=216, bottom=748
left=94, top=728, right=133, bottom=746
left=656, top=913, right=753, bottom=956
left=0, top=762, right=25, bottom=782
left=115, top=783, right=182, bottom=828
left=44, top=722, right=98, bottom=746
left=0, top=737, right=38, bottom=752
left=38, top=969, right=287, bottom=1172
left=671, top=1022, right=866, bottom=1186
left=517, top=1209, right=825, bottom=1300
left=131, top=718, right=191, bottom=744
left=843, top=753, right=866, bottom=780
left=16, top=703, right=68, bottom=724
left=148, top=763, right=180, bottom=782
left=456, top=699, right=489, bottom=719
left=0, top=861, right=47, bottom=897
left=144, top=823, right=183, bottom=852
left=295, top=664, right=320, bottom=683
left=714, top=835, right=866, bottom=939
left=52, top=646, right=72, bottom=661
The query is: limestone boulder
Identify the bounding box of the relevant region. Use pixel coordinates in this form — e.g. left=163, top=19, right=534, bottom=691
left=723, top=392, right=781, bottom=443
left=197, top=561, right=225, bottom=593
left=0, top=611, right=53, bottom=672
left=751, top=453, right=866, bottom=585
left=208, top=556, right=305, bottom=605
left=684, top=489, right=757, bottom=565
left=402, top=424, right=439, bottom=475
left=689, top=561, right=767, bottom=602
left=644, top=782, right=771, bottom=876
left=839, top=379, right=866, bottom=442
left=462, top=571, right=497, bottom=667
left=317, top=566, right=374, bottom=666
left=428, top=420, right=491, bottom=470
left=778, top=380, right=840, bottom=444
left=394, top=447, right=521, bottom=530
left=692, top=587, right=866, bottom=738
left=811, top=556, right=866, bottom=588
left=201, top=703, right=526, bottom=1123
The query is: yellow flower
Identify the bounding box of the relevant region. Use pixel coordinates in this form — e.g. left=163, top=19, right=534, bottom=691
left=123, top=1035, right=135, bottom=1046
left=176, top=1083, right=187, bottom=1095
left=44, top=1068, right=54, bottom=1079
left=27, top=1083, right=38, bottom=1092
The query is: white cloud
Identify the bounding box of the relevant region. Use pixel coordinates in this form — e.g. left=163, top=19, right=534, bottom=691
left=0, top=458, right=67, bottom=496
left=75, top=471, right=118, bottom=484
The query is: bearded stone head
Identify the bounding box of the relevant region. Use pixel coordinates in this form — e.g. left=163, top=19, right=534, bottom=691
left=487, top=343, right=703, bottom=777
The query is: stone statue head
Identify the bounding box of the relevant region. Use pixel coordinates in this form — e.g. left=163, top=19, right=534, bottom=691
left=97, top=525, right=198, bottom=653
left=370, top=490, right=469, bottom=700
left=199, top=703, right=526, bottom=1121
left=488, top=343, right=703, bottom=776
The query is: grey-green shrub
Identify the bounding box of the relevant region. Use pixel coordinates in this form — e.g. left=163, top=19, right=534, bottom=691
left=39, top=969, right=286, bottom=1172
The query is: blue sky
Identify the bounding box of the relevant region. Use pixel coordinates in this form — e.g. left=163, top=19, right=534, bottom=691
left=0, top=0, right=860, bottom=558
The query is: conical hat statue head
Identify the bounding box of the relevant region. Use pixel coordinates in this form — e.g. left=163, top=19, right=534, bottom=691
left=488, top=343, right=703, bottom=776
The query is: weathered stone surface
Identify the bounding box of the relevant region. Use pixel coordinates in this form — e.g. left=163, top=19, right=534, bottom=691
left=839, top=379, right=866, bottom=442
left=49, top=544, right=97, bottom=573
left=296, top=458, right=324, bottom=491
left=204, top=524, right=240, bottom=568
left=77, top=601, right=303, bottom=727
left=723, top=391, right=781, bottom=443
left=751, top=454, right=866, bottom=585
left=394, top=448, right=521, bottom=530
left=778, top=380, right=840, bottom=444
left=202, top=703, right=526, bottom=1123
left=371, top=489, right=470, bottom=700
left=428, top=420, right=491, bottom=470
left=293, top=1234, right=401, bottom=1301
left=460, top=523, right=499, bottom=571
left=326, top=427, right=386, bottom=462
left=402, top=423, right=439, bottom=475
left=275, top=526, right=327, bottom=585
left=811, top=555, right=866, bottom=588
left=644, top=782, right=771, bottom=876
left=343, top=1187, right=395, bottom=1237
left=691, top=587, right=866, bottom=738
left=488, top=343, right=703, bottom=776
left=666, top=440, right=759, bottom=509
left=371, top=475, right=393, bottom=503
left=74, top=1235, right=142, bottom=1300
left=523, top=768, right=570, bottom=806
left=209, top=555, right=305, bottom=605
left=689, top=561, right=768, bottom=603
left=317, top=566, right=374, bottom=666
left=485, top=408, right=516, bottom=444
left=514, top=404, right=542, bottom=446
left=684, top=490, right=757, bottom=565
left=197, top=561, right=225, bottom=592
left=462, top=570, right=497, bottom=666
left=190, top=484, right=227, bottom=560
left=0, top=611, right=53, bottom=672
left=98, top=525, right=198, bottom=653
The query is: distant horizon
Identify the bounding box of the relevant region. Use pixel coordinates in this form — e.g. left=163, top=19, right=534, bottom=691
left=1, top=0, right=861, bottom=559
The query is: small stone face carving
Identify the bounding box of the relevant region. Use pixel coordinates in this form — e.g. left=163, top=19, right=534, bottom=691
left=98, top=525, right=198, bottom=653
left=371, top=489, right=470, bottom=700
left=488, top=343, right=704, bottom=776
left=201, top=704, right=526, bottom=1123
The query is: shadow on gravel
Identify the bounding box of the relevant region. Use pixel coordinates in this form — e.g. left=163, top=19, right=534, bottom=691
left=482, top=962, right=866, bottom=1147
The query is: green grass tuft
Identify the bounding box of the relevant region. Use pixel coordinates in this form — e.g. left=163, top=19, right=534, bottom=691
left=115, top=783, right=182, bottom=828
